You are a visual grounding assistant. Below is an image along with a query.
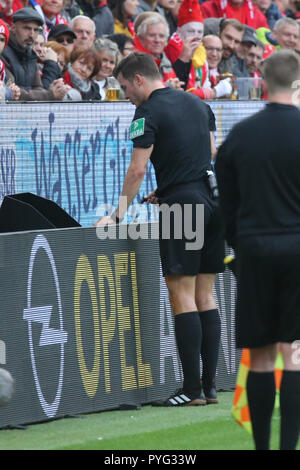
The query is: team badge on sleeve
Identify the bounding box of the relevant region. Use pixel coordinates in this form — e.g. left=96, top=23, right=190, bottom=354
left=130, top=118, right=145, bottom=139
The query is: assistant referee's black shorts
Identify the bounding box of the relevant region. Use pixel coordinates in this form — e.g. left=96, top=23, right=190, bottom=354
left=158, top=180, right=225, bottom=277
left=236, top=234, right=300, bottom=348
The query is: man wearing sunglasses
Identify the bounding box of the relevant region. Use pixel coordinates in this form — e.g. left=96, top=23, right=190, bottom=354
left=48, top=24, right=76, bottom=53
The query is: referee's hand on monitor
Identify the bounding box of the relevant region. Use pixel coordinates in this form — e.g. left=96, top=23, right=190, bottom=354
left=94, top=215, right=116, bottom=227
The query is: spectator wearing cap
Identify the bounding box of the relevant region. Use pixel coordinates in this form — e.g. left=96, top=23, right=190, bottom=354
left=2, top=7, right=70, bottom=100
left=74, top=0, right=114, bottom=37
left=201, top=0, right=269, bottom=29
left=70, top=15, right=96, bottom=51
left=237, top=25, right=258, bottom=58
left=230, top=24, right=259, bottom=76
left=107, top=0, right=139, bottom=37
left=0, top=17, right=20, bottom=100
left=48, top=24, right=76, bottom=53
left=254, top=0, right=283, bottom=30
left=165, top=0, right=233, bottom=97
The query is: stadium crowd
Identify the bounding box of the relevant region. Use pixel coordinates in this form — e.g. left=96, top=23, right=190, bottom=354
left=0, top=0, right=299, bottom=101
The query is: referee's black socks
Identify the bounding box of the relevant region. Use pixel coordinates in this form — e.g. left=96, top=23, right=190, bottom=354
left=280, top=370, right=300, bottom=450
left=174, top=311, right=202, bottom=395
left=199, top=309, right=221, bottom=393
left=246, top=370, right=276, bottom=450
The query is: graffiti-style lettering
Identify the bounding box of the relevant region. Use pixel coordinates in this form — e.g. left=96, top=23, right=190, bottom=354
left=0, top=147, right=16, bottom=201
left=31, top=112, right=156, bottom=224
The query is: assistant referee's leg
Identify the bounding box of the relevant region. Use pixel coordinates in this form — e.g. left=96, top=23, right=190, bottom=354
left=165, top=274, right=203, bottom=398
left=247, top=342, right=300, bottom=450
left=279, top=342, right=300, bottom=450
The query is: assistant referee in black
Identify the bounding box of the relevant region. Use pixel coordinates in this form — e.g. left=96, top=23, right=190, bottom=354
left=95, top=51, right=224, bottom=406
left=215, top=50, right=300, bottom=450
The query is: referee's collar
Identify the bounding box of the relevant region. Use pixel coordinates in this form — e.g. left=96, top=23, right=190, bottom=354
left=266, top=102, right=299, bottom=111
left=148, top=86, right=169, bottom=99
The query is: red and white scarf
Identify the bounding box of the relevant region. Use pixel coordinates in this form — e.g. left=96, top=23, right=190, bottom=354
left=44, top=14, right=69, bottom=39
left=0, top=59, right=5, bottom=82
left=252, top=70, right=261, bottom=79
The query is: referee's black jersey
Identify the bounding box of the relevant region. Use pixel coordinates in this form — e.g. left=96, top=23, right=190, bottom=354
left=215, top=103, right=300, bottom=246
left=129, top=87, right=211, bottom=194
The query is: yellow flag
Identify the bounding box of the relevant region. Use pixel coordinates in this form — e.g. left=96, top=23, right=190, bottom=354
left=191, top=43, right=206, bottom=69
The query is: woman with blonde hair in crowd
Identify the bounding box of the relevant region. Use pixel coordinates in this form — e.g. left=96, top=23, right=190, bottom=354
left=93, top=38, right=124, bottom=100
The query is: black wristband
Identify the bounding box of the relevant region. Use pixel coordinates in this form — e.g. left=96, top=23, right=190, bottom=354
left=110, top=212, right=123, bottom=224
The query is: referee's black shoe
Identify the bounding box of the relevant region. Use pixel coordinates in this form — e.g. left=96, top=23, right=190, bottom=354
left=151, top=389, right=207, bottom=407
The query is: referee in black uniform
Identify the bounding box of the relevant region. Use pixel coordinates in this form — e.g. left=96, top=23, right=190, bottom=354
left=215, top=50, right=300, bottom=450
left=95, top=51, right=225, bottom=406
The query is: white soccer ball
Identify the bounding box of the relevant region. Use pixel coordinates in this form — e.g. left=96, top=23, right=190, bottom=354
left=0, top=368, right=14, bottom=407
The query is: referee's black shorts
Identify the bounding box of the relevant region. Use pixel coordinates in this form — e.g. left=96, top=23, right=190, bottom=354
left=158, top=180, right=225, bottom=277
left=236, top=234, right=300, bottom=348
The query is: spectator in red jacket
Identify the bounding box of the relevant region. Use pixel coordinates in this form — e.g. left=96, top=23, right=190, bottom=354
left=134, top=13, right=184, bottom=87
left=201, top=0, right=269, bottom=29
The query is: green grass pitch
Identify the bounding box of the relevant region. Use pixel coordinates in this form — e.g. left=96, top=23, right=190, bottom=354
left=0, top=392, right=299, bottom=450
